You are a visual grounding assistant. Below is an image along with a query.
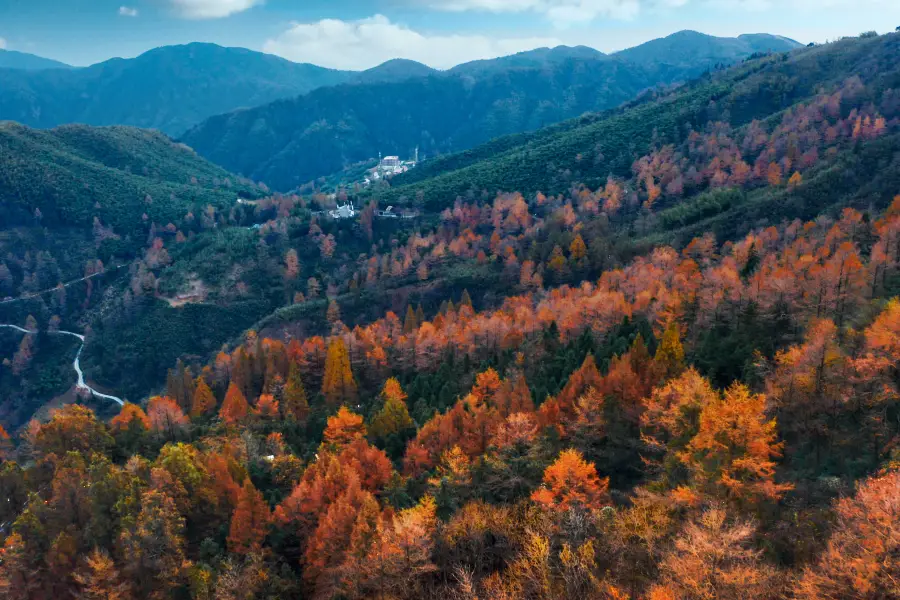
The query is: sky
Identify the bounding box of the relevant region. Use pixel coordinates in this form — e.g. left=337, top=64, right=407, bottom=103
left=0, top=0, right=898, bottom=70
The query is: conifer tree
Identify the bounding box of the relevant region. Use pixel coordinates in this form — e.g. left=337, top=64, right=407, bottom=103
left=370, top=378, right=415, bottom=450
left=415, top=304, right=426, bottom=326
left=654, top=321, right=686, bottom=381
left=460, top=289, right=473, bottom=310
left=324, top=406, right=367, bottom=447
left=219, top=382, right=250, bottom=424
left=322, top=338, right=358, bottom=407
left=227, top=479, right=271, bottom=555
left=569, top=234, right=587, bottom=261
left=327, top=299, right=342, bottom=326
left=403, top=305, right=418, bottom=334
left=73, top=548, right=132, bottom=600
left=282, top=361, right=310, bottom=423
left=190, top=376, right=217, bottom=417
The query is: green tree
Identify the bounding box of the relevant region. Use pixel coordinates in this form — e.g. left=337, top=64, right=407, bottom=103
left=369, top=378, right=416, bottom=456
left=282, top=361, right=310, bottom=423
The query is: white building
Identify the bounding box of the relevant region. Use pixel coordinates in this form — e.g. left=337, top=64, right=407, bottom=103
left=381, top=156, right=401, bottom=168
left=329, top=203, right=356, bottom=219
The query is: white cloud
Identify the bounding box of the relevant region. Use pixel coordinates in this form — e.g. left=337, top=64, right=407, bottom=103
left=434, top=0, right=647, bottom=25
left=168, top=0, right=263, bottom=19
left=119, top=6, right=139, bottom=17
left=263, top=15, right=564, bottom=70
left=433, top=0, right=893, bottom=26
left=0, top=37, right=6, bottom=50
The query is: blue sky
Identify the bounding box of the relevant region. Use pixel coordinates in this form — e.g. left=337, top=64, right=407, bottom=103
left=1, top=0, right=898, bottom=69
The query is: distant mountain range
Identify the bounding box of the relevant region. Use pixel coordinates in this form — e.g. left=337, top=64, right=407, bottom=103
left=0, top=48, right=72, bottom=71
left=0, top=31, right=801, bottom=178
left=181, top=31, right=802, bottom=190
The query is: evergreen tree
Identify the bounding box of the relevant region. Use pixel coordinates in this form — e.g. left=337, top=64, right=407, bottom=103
left=282, top=361, right=310, bottom=423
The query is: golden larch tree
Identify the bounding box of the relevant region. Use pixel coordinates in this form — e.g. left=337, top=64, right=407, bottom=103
left=795, top=469, right=900, bottom=599
left=680, top=383, right=792, bottom=506
left=282, top=361, right=310, bottom=423
left=324, top=406, right=367, bottom=448
left=190, top=376, right=217, bottom=417
left=322, top=338, right=358, bottom=407
left=369, top=378, right=414, bottom=442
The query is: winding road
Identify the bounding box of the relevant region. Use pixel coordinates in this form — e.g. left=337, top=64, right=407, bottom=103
left=1, top=265, right=126, bottom=406
left=1, top=324, right=124, bottom=406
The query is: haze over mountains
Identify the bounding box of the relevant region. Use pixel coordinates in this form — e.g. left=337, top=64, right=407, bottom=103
left=0, top=31, right=799, bottom=147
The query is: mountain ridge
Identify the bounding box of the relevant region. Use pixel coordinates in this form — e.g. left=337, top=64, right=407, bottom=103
left=0, top=48, right=72, bottom=70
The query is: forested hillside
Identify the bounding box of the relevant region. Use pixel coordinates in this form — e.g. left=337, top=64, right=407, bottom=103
left=0, top=31, right=898, bottom=600
left=181, top=32, right=800, bottom=190
left=382, top=32, right=898, bottom=211
left=0, top=122, right=265, bottom=427
left=0, top=122, right=260, bottom=234
left=0, top=43, right=354, bottom=135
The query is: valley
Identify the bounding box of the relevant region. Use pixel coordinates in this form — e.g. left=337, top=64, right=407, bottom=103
left=0, top=18, right=898, bottom=600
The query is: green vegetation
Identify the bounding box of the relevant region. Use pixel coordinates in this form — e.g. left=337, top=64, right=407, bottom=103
left=0, top=122, right=260, bottom=234
left=379, top=33, right=896, bottom=211
left=0, top=43, right=354, bottom=135
left=182, top=32, right=800, bottom=191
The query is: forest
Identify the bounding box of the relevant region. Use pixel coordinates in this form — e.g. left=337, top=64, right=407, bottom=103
left=0, top=30, right=899, bottom=600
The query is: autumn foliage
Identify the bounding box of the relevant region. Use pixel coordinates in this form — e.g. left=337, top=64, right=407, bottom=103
left=532, top=449, right=610, bottom=512
left=227, top=478, right=271, bottom=554
left=220, top=382, right=250, bottom=424
left=4, top=57, right=900, bottom=600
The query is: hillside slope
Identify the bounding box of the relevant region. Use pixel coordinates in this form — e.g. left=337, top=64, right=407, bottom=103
left=3, top=33, right=899, bottom=600
left=0, top=122, right=258, bottom=235
left=615, top=30, right=800, bottom=79
left=0, top=121, right=262, bottom=426
left=382, top=33, right=898, bottom=211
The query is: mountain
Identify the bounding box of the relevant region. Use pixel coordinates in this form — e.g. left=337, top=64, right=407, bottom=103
left=0, top=48, right=72, bottom=70
left=181, top=31, right=804, bottom=191
left=0, top=43, right=357, bottom=135
left=614, top=30, right=803, bottom=80
left=353, top=59, right=438, bottom=84
left=449, top=45, right=606, bottom=77
left=180, top=55, right=658, bottom=191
